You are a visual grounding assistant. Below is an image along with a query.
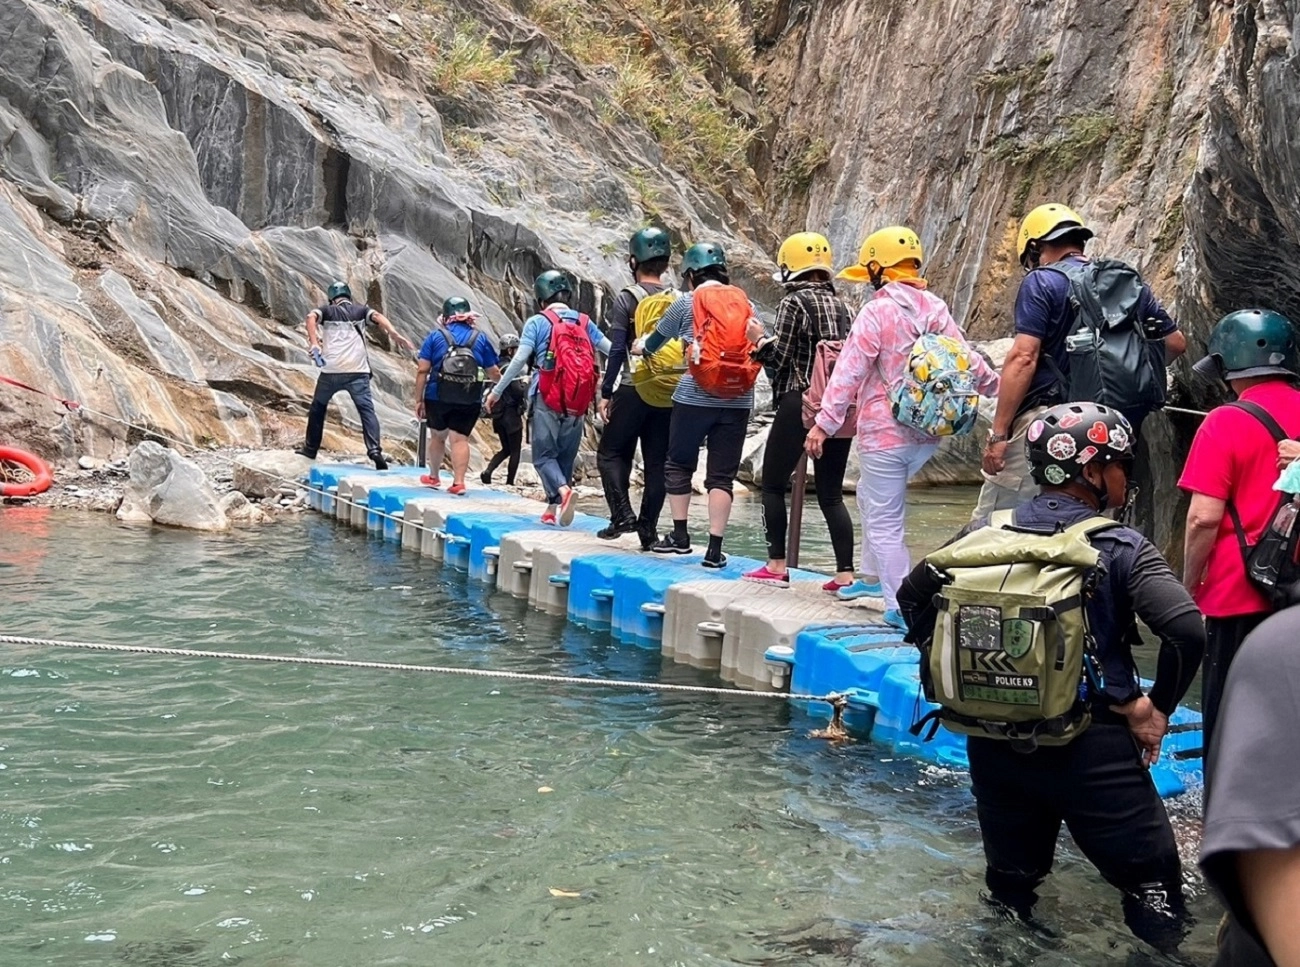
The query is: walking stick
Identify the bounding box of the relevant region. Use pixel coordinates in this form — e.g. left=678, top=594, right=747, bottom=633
left=788, top=454, right=808, bottom=569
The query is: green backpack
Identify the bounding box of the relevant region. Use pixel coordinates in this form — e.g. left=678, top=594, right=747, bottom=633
left=912, top=511, right=1118, bottom=750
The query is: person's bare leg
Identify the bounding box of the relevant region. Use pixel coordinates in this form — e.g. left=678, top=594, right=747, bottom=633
left=449, top=432, right=470, bottom=487
left=426, top=428, right=448, bottom=481
left=707, top=488, right=732, bottom=538
left=668, top=493, right=691, bottom=523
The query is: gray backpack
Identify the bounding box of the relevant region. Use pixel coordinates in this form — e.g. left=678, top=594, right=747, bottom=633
left=1043, top=258, right=1166, bottom=423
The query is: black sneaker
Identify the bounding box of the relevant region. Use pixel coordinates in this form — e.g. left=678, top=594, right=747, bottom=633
left=597, top=517, right=638, bottom=540
left=701, top=552, right=729, bottom=570
left=294, top=447, right=316, bottom=459
left=480, top=471, right=492, bottom=485
left=369, top=451, right=389, bottom=471
left=651, top=534, right=692, bottom=555
left=637, top=523, right=658, bottom=552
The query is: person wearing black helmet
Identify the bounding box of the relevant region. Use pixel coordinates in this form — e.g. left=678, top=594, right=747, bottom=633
left=898, top=401, right=1205, bottom=953
left=1179, top=308, right=1300, bottom=761
left=481, top=333, right=526, bottom=486
left=297, top=279, right=415, bottom=469
left=596, top=227, right=679, bottom=548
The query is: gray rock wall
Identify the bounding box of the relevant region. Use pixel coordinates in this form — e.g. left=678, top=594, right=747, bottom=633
left=0, top=0, right=765, bottom=465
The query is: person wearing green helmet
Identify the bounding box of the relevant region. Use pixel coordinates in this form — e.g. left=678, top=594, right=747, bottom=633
left=486, top=270, right=611, bottom=525
left=1179, top=308, right=1300, bottom=765
left=414, top=296, right=500, bottom=494
left=596, top=227, right=680, bottom=547
left=635, top=241, right=764, bottom=567
left=297, top=278, right=415, bottom=469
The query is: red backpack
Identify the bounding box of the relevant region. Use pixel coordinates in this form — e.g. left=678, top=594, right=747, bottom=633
left=801, top=340, right=856, bottom=437
left=688, top=285, right=762, bottom=399
left=537, top=309, right=597, bottom=416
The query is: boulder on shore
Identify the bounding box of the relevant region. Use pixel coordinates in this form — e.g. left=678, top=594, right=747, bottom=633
left=232, top=450, right=314, bottom=499
left=116, top=441, right=229, bottom=531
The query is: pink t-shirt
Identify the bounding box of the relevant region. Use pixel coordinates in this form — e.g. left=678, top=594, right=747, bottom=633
left=1178, top=380, right=1300, bottom=617
left=814, top=282, right=999, bottom=449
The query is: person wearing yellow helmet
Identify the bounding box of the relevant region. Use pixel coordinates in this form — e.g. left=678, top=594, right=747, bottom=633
left=975, top=203, right=1187, bottom=518
left=806, top=226, right=999, bottom=625
left=743, top=232, right=856, bottom=589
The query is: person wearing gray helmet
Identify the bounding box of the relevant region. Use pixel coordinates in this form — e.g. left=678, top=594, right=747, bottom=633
left=481, top=333, right=526, bottom=486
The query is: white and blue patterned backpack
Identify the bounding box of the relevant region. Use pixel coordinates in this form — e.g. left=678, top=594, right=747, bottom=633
left=889, top=333, right=981, bottom=437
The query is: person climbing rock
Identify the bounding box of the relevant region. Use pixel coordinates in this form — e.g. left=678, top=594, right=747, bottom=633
left=596, top=227, right=680, bottom=549
left=898, top=401, right=1205, bottom=955
left=975, top=203, right=1186, bottom=517
left=805, top=227, right=998, bottom=627
left=414, top=297, right=499, bottom=495
left=743, top=232, right=856, bottom=590
left=1179, top=308, right=1300, bottom=766
left=297, top=279, right=415, bottom=469
left=481, top=333, right=526, bottom=486
left=637, top=241, right=762, bottom=568
left=487, top=270, right=610, bottom=526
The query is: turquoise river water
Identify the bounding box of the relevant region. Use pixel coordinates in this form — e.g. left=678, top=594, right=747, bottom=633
left=0, top=489, right=1218, bottom=966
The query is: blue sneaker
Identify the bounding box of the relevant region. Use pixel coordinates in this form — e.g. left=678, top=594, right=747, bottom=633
left=836, top=580, right=882, bottom=601
left=882, top=609, right=907, bottom=631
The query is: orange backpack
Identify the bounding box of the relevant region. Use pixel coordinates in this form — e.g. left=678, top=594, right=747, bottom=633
left=688, top=285, right=761, bottom=399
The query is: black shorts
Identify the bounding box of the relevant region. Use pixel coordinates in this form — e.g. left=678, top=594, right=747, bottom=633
left=427, top=400, right=480, bottom=436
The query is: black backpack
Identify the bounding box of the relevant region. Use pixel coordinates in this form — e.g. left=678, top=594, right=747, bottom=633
left=1042, top=259, right=1167, bottom=424
left=435, top=323, right=482, bottom=405
left=1226, top=400, right=1300, bottom=610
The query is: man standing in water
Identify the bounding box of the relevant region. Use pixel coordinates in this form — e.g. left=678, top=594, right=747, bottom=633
left=298, top=280, right=415, bottom=469
left=899, top=402, right=1204, bottom=953
left=1179, top=308, right=1300, bottom=761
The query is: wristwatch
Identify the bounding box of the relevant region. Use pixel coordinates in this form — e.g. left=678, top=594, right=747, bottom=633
left=986, top=430, right=1009, bottom=445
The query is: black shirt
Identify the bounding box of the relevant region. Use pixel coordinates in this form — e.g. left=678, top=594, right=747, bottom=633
left=1201, top=607, right=1300, bottom=967
left=600, top=282, right=665, bottom=400
left=898, top=493, right=1204, bottom=715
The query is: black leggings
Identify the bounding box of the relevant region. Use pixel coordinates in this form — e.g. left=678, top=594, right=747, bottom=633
left=760, top=391, right=854, bottom=570
left=597, top=385, right=671, bottom=528
left=664, top=403, right=748, bottom=496
left=485, top=424, right=522, bottom=485
left=968, top=724, right=1188, bottom=952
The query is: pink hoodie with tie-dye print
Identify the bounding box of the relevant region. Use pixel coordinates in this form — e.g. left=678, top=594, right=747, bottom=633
left=813, top=281, right=1000, bottom=449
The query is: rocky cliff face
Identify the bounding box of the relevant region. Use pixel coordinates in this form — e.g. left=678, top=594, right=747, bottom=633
left=3, top=0, right=1297, bottom=552
left=0, top=0, right=772, bottom=463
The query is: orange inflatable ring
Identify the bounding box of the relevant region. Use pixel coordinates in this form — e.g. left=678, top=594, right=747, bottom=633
left=0, top=446, right=53, bottom=497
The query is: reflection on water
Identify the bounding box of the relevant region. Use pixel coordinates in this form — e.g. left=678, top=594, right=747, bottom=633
left=0, top=500, right=1217, bottom=966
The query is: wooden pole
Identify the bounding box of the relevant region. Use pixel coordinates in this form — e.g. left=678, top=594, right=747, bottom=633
left=788, top=454, right=808, bottom=569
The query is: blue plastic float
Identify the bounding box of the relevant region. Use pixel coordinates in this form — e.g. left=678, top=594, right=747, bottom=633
left=307, top=464, right=1205, bottom=799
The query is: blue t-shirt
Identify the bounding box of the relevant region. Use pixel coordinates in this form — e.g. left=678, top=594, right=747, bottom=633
left=418, top=322, right=499, bottom=402
left=1016, top=255, right=1176, bottom=409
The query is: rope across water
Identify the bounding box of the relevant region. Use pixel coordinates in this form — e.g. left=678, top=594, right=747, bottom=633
left=0, top=632, right=841, bottom=704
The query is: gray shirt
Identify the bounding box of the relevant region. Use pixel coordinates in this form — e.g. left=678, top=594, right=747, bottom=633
left=1201, top=607, right=1300, bottom=961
